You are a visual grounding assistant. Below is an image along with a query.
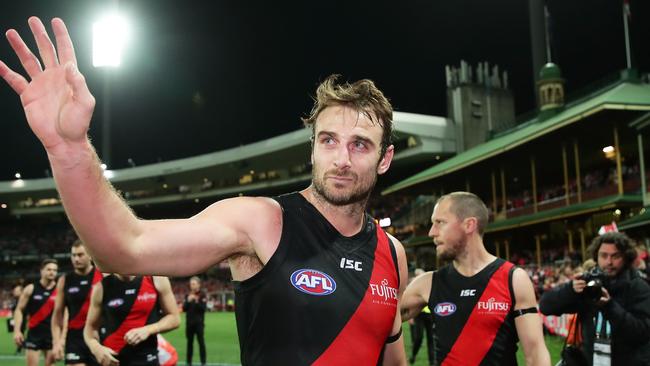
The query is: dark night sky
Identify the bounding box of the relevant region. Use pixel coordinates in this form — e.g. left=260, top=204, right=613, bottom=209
left=1, top=0, right=648, bottom=179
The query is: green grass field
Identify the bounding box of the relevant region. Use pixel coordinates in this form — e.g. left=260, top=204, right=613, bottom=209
left=0, top=312, right=563, bottom=365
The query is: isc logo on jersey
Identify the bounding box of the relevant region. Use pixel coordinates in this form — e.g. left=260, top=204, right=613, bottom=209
left=290, top=269, right=337, bottom=296
left=434, top=302, right=457, bottom=316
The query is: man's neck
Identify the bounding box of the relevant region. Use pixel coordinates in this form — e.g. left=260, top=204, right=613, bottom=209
left=301, top=187, right=367, bottom=237
left=115, top=274, right=136, bottom=282
left=74, top=265, right=93, bottom=276
left=40, top=278, right=54, bottom=289
left=452, top=238, right=496, bottom=277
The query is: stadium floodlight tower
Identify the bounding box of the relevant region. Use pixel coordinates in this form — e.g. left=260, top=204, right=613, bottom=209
left=93, top=13, right=129, bottom=169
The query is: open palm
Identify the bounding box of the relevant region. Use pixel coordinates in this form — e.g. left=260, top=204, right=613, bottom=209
left=0, top=17, right=95, bottom=151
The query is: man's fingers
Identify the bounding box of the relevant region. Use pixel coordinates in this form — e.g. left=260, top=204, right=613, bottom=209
left=0, top=60, right=28, bottom=94
left=28, top=17, right=58, bottom=69
left=5, top=29, right=42, bottom=78
left=52, top=18, right=77, bottom=66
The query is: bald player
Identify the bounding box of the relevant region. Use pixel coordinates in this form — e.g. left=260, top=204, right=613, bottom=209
left=401, top=192, right=550, bottom=366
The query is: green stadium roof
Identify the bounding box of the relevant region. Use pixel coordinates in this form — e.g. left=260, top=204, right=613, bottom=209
left=382, top=81, right=650, bottom=195
left=486, top=194, right=641, bottom=233
left=401, top=194, right=640, bottom=246
left=539, top=62, right=562, bottom=80
left=618, top=207, right=650, bottom=230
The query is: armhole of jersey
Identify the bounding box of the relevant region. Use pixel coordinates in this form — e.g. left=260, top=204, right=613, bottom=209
left=234, top=196, right=288, bottom=293
left=428, top=270, right=437, bottom=308
left=508, top=265, right=517, bottom=309
left=386, top=235, right=400, bottom=288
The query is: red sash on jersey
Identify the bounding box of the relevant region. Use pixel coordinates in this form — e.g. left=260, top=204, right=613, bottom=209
left=68, top=269, right=103, bottom=329
left=103, top=276, right=158, bottom=353
left=313, top=228, right=398, bottom=366
left=28, top=287, right=57, bottom=329
left=442, top=261, right=514, bottom=366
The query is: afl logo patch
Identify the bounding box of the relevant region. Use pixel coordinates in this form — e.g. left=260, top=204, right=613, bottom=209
left=434, top=302, right=457, bottom=316
left=107, top=298, right=124, bottom=308
left=290, top=269, right=336, bottom=296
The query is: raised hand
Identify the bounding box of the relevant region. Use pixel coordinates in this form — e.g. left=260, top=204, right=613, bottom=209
left=0, top=17, right=95, bottom=153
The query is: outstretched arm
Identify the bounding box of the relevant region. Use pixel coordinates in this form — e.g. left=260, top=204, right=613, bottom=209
left=1, top=17, right=281, bottom=277
left=512, top=268, right=551, bottom=366
left=400, top=271, right=432, bottom=322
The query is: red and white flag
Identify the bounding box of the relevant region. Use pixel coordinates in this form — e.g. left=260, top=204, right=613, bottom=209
left=598, top=221, right=619, bottom=235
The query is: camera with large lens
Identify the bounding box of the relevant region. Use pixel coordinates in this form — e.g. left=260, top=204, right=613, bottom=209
left=581, top=267, right=608, bottom=300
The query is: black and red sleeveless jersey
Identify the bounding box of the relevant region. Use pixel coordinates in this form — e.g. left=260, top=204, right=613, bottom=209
left=100, top=275, right=160, bottom=356
left=234, top=192, right=400, bottom=366
left=429, top=258, right=518, bottom=366
left=26, top=281, right=57, bottom=332
left=65, top=267, right=102, bottom=330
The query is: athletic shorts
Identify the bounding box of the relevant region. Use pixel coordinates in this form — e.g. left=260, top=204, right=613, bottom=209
left=24, top=328, right=52, bottom=351
left=118, top=350, right=159, bottom=366
left=65, top=330, right=97, bottom=365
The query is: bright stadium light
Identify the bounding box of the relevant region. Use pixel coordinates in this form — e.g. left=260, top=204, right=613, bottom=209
left=92, top=14, right=129, bottom=67
left=14, top=172, right=21, bottom=179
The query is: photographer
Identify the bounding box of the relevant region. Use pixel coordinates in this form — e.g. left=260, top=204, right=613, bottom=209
left=539, top=232, right=650, bottom=365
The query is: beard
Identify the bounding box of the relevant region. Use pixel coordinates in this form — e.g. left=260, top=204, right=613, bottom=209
left=312, top=168, right=377, bottom=206
left=436, top=240, right=466, bottom=261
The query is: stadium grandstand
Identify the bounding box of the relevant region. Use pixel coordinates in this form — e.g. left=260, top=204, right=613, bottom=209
left=0, top=111, right=454, bottom=311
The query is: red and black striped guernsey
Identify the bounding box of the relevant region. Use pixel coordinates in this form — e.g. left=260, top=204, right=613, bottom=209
left=26, top=281, right=57, bottom=332
left=100, top=275, right=160, bottom=358
left=429, top=258, right=518, bottom=366
left=64, top=267, right=102, bottom=330
left=234, top=192, right=400, bottom=366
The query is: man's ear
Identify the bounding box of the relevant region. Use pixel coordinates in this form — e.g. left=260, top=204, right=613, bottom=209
left=377, top=145, right=394, bottom=175
left=464, top=217, right=478, bottom=235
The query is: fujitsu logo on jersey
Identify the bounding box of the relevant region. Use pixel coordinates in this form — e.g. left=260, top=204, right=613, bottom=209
left=290, top=269, right=337, bottom=296
left=68, top=286, right=80, bottom=294
left=33, top=295, right=43, bottom=300
left=477, top=297, right=510, bottom=314
left=369, top=279, right=398, bottom=302
left=137, top=292, right=157, bottom=302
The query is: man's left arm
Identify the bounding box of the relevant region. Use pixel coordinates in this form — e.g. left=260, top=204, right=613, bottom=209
left=601, top=278, right=650, bottom=344
left=512, top=268, right=551, bottom=366
left=382, top=235, right=408, bottom=366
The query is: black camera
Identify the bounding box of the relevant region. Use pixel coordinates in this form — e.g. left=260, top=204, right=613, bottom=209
left=581, top=267, right=608, bottom=300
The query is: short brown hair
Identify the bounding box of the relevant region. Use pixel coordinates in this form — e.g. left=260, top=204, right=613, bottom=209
left=71, top=239, right=84, bottom=248
left=41, top=258, right=58, bottom=269
left=437, top=192, right=489, bottom=236
left=588, top=232, right=637, bottom=268
left=302, top=74, right=393, bottom=157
